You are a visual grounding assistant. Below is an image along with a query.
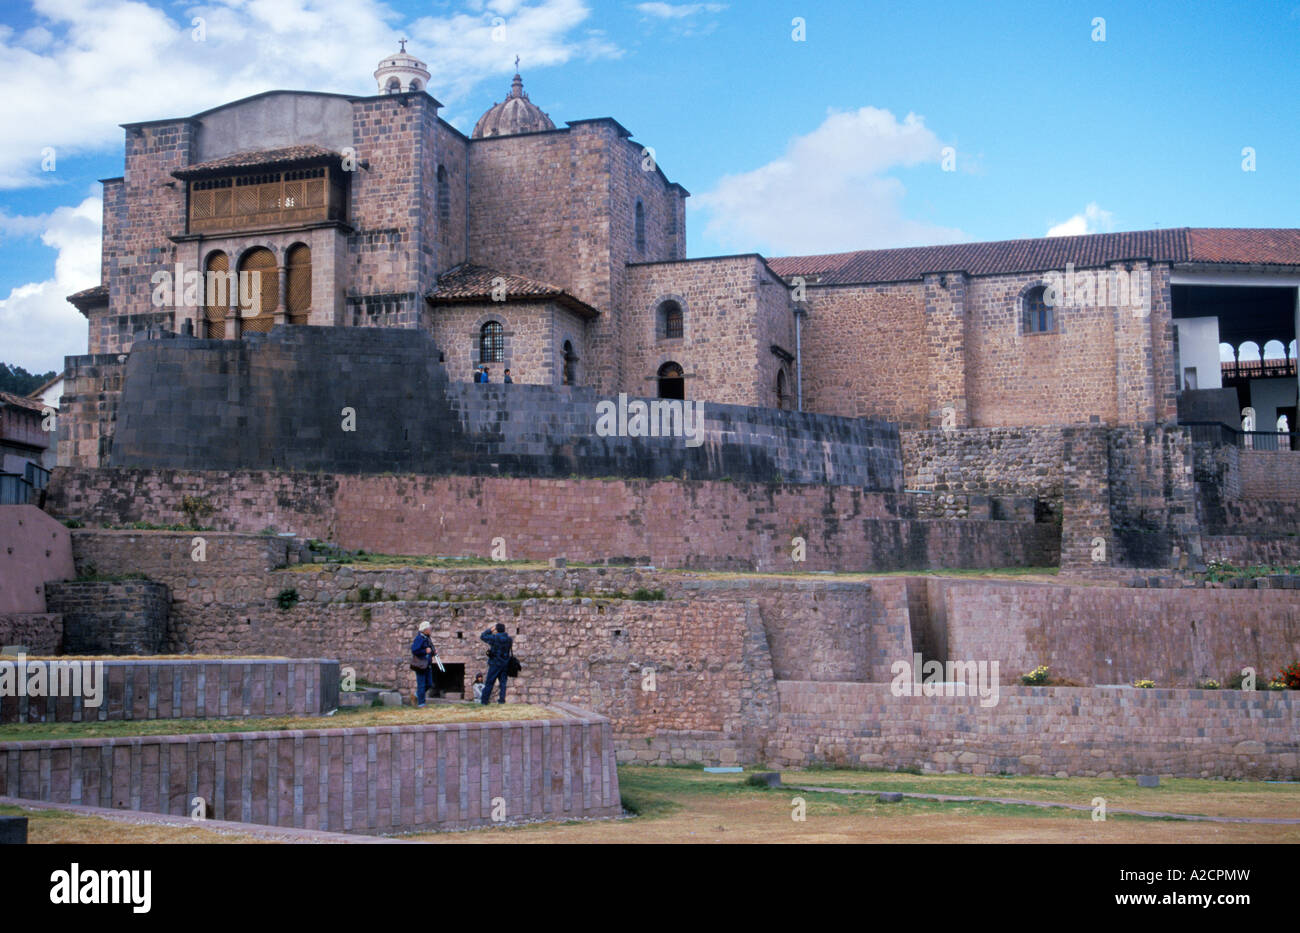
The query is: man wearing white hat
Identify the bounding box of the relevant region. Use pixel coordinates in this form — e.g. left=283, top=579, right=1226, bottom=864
left=410, top=621, right=438, bottom=707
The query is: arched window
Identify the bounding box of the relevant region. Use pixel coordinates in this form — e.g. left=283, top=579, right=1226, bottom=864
left=657, top=361, right=684, bottom=400
left=386, top=77, right=401, bottom=94
left=286, top=243, right=311, bottom=325
left=238, top=247, right=278, bottom=333
left=777, top=368, right=790, bottom=410
left=480, top=321, right=504, bottom=363
left=436, top=165, right=449, bottom=226
left=635, top=200, right=646, bottom=254
left=1263, top=339, right=1287, bottom=360
left=563, top=340, right=577, bottom=386
left=658, top=299, right=683, bottom=339
left=203, top=250, right=230, bottom=338
left=408, top=79, right=421, bottom=92
left=1022, top=285, right=1053, bottom=334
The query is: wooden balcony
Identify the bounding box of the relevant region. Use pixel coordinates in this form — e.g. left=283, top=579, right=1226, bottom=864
left=187, top=166, right=346, bottom=235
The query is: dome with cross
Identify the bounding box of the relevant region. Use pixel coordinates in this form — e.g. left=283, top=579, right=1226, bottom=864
left=472, top=62, right=555, bottom=138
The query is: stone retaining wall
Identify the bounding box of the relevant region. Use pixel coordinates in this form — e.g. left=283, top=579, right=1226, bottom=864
left=0, top=614, right=61, bottom=654
left=43, top=580, right=170, bottom=655
left=1239, top=449, right=1300, bottom=499
left=0, top=703, right=621, bottom=834
left=768, top=681, right=1299, bottom=779
left=48, top=470, right=1061, bottom=573
left=0, top=659, right=339, bottom=724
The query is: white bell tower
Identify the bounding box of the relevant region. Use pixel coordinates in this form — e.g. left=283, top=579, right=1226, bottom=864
left=374, top=39, right=431, bottom=94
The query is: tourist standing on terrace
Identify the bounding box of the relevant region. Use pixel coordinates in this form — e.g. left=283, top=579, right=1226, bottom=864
left=480, top=623, right=513, bottom=704
left=411, top=621, right=437, bottom=707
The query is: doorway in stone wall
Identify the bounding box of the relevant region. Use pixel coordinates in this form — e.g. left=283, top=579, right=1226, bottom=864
left=433, top=662, right=465, bottom=699
left=657, top=361, right=684, bottom=399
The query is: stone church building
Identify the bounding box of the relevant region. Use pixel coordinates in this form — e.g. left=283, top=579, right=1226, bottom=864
left=62, top=46, right=1300, bottom=467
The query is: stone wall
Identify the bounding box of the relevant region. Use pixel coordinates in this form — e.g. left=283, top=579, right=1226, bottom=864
left=48, top=472, right=1061, bottom=572
left=101, top=326, right=904, bottom=490
left=57, top=354, right=125, bottom=469
left=901, top=426, right=1064, bottom=517
left=0, top=615, right=61, bottom=654
left=767, top=681, right=1298, bottom=780
left=43, top=581, right=171, bottom=655
left=0, top=505, right=74, bottom=614
left=794, top=263, right=1176, bottom=431
left=0, top=659, right=339, bottom=724
left=1239, top=450, right=1300, bottom=499
left=1060, top=424, right=1201, bottom=571
left=622, top=256, right=795, bottom=409
left=0, top=704, right=621, bottom=834
left=799, top=282, right=926, bottom=427
left=933, top=578, right=1300, bottom=687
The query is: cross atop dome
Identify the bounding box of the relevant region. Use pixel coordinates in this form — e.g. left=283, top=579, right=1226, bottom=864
left=472, top=65, right=555, bottom=138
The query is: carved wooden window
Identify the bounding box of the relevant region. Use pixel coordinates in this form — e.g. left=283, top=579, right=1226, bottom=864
left=203, top=251, right=229, bottom=338
left=238, top=247, right=278, bottom=333
left=286, top=243, right=311, bottom=325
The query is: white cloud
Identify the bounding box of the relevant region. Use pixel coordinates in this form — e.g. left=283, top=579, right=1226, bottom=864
left=0, top=0, right=618, bottom=189
left=694, top=107, right=965, bottom=256
left=1046, top=202, right=1114, bottom=238
left=0, top=195, right=101, bottom=372
left=0, top=0, right=618, bottom=368
left=635, top=3, right=727, bottom=18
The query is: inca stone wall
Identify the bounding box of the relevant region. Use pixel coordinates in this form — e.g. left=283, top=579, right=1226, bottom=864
left=43, top=580, right=170, bottom=655
left=100, top=327, right=905, bottom=489
left=48, top=472, right=1060, bottom=572
left=901, top=426, right=1064, bottom=518
left=0, top=705, right=622, bottom=834
left=0, top=659, right=339, bottom=724
left=768, top=681, right=1299, bottom=780
left=0, top=614, right=61, bottom=654
left=933, top=577, right=1300, bottom=687
left=1238, top=450, right=1300, bottom=499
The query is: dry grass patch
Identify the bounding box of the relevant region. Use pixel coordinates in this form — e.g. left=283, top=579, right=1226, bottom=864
left=408, top=767, right=1300, bottom=844
left=0, top=804, right=270, bottom=844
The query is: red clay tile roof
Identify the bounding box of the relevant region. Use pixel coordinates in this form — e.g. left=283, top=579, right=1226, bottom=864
left=1186, top=228, right=1300, bottom=266
left=0, top=391, right=47, bottom=414
left=768, top=228, right=1300, bottom=285
left=172, top=144, right=340, bottom=179
left=66, top=284, right=108, bottom=316
left=428, top=264, right=599, bottom=318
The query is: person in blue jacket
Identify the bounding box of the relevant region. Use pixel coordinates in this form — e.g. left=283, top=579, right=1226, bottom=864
left=411, top=621, right=437, bottom=708
left=480, top=623, right=513, bottom=704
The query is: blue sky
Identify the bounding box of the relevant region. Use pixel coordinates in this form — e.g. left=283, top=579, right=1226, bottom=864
left=0, top=0, right=1297, bottom=371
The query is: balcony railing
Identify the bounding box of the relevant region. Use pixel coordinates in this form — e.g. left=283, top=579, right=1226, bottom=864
left=1181, top=421, right=1297, bottom=451
left=1221, top=358, right=1297, bottom=381
left=188, top=167, right=346, bottom=234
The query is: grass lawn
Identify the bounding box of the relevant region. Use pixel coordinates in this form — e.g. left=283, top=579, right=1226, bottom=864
left=6, top=766, right=1297, bottom=843
left=408, top=766, right=1300, bottom=844
left=0, top=702, right=555, bottom=743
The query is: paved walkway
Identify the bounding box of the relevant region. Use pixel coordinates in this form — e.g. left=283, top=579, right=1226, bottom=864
left=788, top=785, right=1300, bottom=825
left=0, top=796, right=418, bottom=843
